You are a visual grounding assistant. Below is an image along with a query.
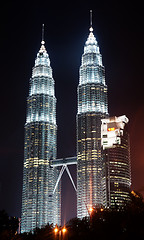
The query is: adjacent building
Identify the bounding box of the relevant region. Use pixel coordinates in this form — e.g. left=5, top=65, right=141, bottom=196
left=101, top=115, right=131, bottom=208
left=21, top=38, right=61, bottom=233
left=76, top=25, right=108, bottom=218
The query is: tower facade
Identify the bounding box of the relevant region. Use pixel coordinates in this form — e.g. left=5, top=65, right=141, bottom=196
left=77, top=26, right=108, bottom=218
left=101, top=115, right=131, bottom=208
left=21, top=39, right=61, bottom=233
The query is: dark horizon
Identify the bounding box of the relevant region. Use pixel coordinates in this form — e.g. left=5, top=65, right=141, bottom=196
left=0, top=2, right=144, bottom=225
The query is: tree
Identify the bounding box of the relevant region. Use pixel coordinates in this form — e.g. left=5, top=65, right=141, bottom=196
left=0, top=210, right=19, bottom=240
left=67, top=217, right=90, bottom=240
left=67, top=192, right=144, bottom=239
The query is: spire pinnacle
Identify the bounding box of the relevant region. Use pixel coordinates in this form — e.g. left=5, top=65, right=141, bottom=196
left=89, top=10, right=93, bottom=32
left=41, top=24, right=45, bottom=45
left=39, top=24, right=47, bottom=53
left=90, top=10, right=92, bottom=27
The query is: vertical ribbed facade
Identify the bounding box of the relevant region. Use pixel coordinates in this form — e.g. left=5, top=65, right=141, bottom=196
left=77, top=27, right=108, bottom=218
left=21, top=40, right=61, bottom=233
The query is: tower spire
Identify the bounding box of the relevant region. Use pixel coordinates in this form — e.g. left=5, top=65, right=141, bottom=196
left=41, top=24, right=45, bottom=44
left=90, top=10, right=93, bottom=32
left=39, top=24, right=46, bottom=53
left=90, top=10, right=92, bottom=27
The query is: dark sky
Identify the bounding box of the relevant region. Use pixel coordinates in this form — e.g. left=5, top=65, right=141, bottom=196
left=0, top=1, right=144, bottom=225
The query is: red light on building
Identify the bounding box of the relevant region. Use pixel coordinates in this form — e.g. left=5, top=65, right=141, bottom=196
left=107, top=127, right=115, bottom=131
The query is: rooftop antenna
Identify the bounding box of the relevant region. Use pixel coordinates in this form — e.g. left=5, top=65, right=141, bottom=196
left=41, top=24, right=45, bottom=44
left=90, top=10, right=93, bottom=32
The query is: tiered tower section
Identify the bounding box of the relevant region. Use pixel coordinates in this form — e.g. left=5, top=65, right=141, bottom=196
left=77, top=26, right=108, bottom=218
left=21, top=40, right=60, bottom=233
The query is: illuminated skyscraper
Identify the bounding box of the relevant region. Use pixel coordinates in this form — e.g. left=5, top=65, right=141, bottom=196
left=101, top=115, right=131, bottom=208
left=76, top=18, right=108, bottom=218
left=21, top=31, right=61, bottom=233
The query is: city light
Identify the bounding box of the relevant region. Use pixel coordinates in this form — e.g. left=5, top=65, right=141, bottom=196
left=89, top=207, right=93, bottom=213
left=54, top=226, right=67, bottom=239
left=62, top=227, right=67, bottom=233
left=54, top=227, right=59, bottom=233
left=107, top=127, right=115, bottom=131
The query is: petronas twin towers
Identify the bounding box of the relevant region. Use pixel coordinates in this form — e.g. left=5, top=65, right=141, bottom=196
left=21, top=16, right=131, bottom=233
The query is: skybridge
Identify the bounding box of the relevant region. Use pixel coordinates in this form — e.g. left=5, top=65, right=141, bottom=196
left=51, top=156, right=77, bottom=194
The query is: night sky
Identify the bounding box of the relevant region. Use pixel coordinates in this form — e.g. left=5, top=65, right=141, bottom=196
left=0, top=1, right=144, bottom=225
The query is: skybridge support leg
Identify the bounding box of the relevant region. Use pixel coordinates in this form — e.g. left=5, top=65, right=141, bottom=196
left=65, top=165, right=77, bottom=192
left=53, top=165, right=66, bottom=194
left=53, top=164, right=77, bottom=194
